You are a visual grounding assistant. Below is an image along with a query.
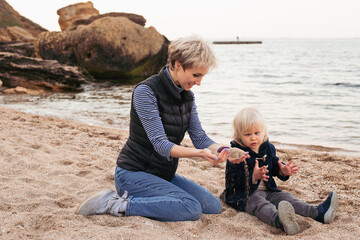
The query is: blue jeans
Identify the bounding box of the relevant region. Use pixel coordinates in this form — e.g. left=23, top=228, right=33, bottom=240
left=114, top=166, right=222, bottom=221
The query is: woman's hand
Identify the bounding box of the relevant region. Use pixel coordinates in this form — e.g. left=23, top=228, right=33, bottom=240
left=278, top=160, right=298, bottom=176
left=203, top=148, right=228, bottom=166
left=253, top=160, right=269, bottom=181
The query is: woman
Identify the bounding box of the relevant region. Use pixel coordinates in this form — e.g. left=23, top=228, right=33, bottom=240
left=76, top=35, right=246, bottom=221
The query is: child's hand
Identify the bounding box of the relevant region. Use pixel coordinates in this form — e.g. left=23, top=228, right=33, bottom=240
left=228, top=148, right=250, bottom=164
left=253, top=160, right=269, bottom=181
left=228, top=148, right=245, bottom=158
left=278, top=160, right=298, bottom=176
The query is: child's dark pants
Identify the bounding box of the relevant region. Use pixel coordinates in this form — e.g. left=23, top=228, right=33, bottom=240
left=245, top=190, right=318, bottom=228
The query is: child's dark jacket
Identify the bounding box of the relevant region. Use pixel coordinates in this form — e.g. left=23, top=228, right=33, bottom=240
left=223, top=140, right=289, bottom=211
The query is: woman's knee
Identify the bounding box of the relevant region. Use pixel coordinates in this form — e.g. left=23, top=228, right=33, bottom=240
left=202, top=196, right=222, bottom=214
left=177, top=198, right=203, bottom=221
left=179, top=195, right=222, bottom=220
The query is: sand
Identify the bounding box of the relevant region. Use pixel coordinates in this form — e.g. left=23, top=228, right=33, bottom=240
left=1, top=105, right=359, bottom=239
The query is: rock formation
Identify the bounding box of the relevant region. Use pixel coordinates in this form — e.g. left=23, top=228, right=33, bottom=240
left=0, top=1, right=93, bottom=93
left=6, top=26, right=35, bottom=42
left=1, top=0, right=168, bottom=91
left=71, top=12, right=146, bottom=30
left=57, top=1, right=99, bottom=31
left=36, top=16, right=167, bottom=79
left=0, top=52, right=89, bottom=92
left=3, top=86, right=44, bottom=95
left=0, top=0, right=47, bottom=40
left=36, top=2, right=168, bottom=81
left=0, top=41, right=36, bottom=57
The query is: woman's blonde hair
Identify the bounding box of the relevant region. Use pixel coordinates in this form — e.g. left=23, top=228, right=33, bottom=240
left=167, top=35, right=216, bottom=71
left=233, top=107, right=269, bottom=147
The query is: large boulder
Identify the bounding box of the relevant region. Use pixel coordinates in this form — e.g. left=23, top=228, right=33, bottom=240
left=57, top=1, right=100, bottom=31
left=71, top=17, right=167, bottom=79
left=0, top=52, right=89, bottom=92
left=35, top=31, right=75, bottom=64
left=36, top=16, right=168, bottom=81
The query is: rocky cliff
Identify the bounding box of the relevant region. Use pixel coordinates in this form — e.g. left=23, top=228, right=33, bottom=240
left=0, top=0, right=47, bottom=41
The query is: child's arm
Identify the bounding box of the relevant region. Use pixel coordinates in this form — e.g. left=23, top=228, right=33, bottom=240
left=268, top=143, right=294, bottom=179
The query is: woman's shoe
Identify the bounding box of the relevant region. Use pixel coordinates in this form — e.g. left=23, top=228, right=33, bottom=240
left=76, top=189, right=128, bottom=217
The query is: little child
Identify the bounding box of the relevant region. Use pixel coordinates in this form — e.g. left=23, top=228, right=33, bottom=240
left=221, top=107, right=338, bottom=235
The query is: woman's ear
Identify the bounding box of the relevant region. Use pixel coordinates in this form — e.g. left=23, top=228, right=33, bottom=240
left=175, top=61, right=182, bottom=71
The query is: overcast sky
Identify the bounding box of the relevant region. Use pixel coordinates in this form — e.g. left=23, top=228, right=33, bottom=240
left=6, top=0, right=360, bottom=40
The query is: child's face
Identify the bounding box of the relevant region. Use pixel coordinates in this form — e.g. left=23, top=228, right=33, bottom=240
left=240, top=126, right=265, bottom=153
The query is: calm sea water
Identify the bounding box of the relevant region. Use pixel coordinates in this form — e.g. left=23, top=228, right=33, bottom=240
left=1, top=39, right=359, bottom=155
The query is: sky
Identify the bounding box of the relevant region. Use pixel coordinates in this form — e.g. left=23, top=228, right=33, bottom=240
left=6, top=0, right=360, bottom=40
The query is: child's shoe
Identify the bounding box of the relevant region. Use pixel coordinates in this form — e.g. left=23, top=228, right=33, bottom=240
left=315, top=191, right=338, bottom=224
left=278, top=200, right=300, bottom=235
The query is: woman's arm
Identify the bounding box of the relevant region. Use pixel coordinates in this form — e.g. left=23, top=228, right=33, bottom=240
left=187, top=102, right=248, bottom=164
left=134, top=85, right=228, bottom=164
left=170, top=144, right=229, bottom=165
left=133, top=84, right=175, bottom=159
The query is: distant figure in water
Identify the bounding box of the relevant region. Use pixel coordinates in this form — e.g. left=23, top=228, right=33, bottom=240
left=221, top=107, right=339, bottom=235
left=237, top=36, right=239, bottom=41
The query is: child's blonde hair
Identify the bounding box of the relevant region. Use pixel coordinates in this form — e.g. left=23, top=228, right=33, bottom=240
left=233, top=107, right=269, bottom=147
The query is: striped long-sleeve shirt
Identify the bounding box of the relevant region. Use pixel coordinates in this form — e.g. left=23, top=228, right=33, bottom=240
left=133, top=66, right=215, bottom=160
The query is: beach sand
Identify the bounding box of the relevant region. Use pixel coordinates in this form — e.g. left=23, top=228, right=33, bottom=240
left=1, top=106, right=359, bottom=239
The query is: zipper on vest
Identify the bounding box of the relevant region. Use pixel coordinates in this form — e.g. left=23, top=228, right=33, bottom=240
left=179, top=105, right=183, bottom=143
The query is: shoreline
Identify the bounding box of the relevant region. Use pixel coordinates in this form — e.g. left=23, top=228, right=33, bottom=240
left=2, top=102, right=359, bottom=157
left=270, top=141, right=360, bottom=157
left=1, top=105, right=360, bottom=239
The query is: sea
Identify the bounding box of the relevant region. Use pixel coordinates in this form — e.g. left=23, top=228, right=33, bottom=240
left=1, top=38, right=359, bottom=156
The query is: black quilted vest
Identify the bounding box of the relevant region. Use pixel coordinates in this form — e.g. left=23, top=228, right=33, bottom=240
left=116, top=67, right=194, bottom=181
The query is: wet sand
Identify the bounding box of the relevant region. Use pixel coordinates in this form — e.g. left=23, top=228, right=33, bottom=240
left=1, top=106, right=359, bottom=239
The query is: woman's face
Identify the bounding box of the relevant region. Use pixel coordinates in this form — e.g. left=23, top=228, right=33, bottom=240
left=172, top=62, right=209, bottom=91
